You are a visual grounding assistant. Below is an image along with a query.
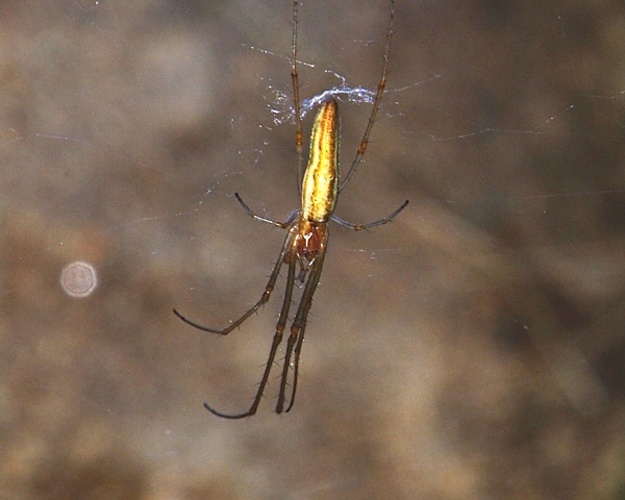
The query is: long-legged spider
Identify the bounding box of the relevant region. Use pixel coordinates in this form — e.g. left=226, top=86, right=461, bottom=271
left=173, top=0, right=408, bottom=419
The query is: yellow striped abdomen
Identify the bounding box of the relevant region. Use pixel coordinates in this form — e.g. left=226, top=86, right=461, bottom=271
left=301, top=100, right=339, bottom=223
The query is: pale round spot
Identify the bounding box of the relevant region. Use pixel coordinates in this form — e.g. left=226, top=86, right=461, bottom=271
left=60, top=261, right=98, bottom=298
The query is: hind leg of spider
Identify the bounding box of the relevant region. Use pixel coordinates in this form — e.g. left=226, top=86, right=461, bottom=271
left=204, top=244, right=299, bottom=419
left=290, top=0, right=305, bottom=191
left=339, top=0, right=396, bottom=191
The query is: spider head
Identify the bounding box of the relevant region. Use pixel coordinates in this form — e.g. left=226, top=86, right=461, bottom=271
left=292, top=219, right=328, bottom=283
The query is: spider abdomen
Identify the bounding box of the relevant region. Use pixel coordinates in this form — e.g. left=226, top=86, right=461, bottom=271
left=301, top=100, right=339, bottom=223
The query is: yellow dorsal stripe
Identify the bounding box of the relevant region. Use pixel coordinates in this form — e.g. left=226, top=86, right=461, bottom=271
left=301, top=100, right=339, bottom=223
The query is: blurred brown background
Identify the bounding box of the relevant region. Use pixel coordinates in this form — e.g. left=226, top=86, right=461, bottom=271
left=1, top=0, right=625, bottom=498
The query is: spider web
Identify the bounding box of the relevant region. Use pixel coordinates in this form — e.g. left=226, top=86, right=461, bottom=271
left=1, top=0, right=625, bottom=498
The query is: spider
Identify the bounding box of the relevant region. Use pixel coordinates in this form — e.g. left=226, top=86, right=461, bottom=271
left=173, top=0, right=408, bottom=419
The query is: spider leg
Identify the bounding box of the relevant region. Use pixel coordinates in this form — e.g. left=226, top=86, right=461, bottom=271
left=331, top=198, right=408, bottom=231
left=172, top=223, right=297, bottom=334
left=235, top=192, right=298, bottom=228
left=283, top=243, right=326, bottom=413
left=204, top=247, right=298, bottom=419
left=291, top=0, right=304, bottom=194
left=339, top=0, right=395, bottom=192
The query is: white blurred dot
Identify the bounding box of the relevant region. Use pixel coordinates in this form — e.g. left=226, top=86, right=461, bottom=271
left=60, top=261, right=98, bottom=298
